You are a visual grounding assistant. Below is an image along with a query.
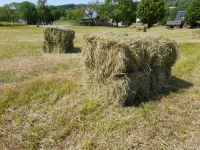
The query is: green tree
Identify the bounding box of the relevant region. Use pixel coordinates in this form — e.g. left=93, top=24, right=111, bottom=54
left=65, top=9, right=73, bottom=20
left=37, top=0, right=52, bottom=24
left=99, top=0, right=137, bottom=26
left=137, top=0, right=166, bottom=27
left=98, top=0, right=114, bottom=21
left=112, top=8, right=123, bottom=26
left=49, top=6, right=65, bottom=21
left=177, top=0, right=191, bottom=11
left=18, top=1, right=38, bottom=24
left=71, top=7, right=85, bottom=20
left=0, top=5, right=13, bottom=22
left=8, top=3, right=21, bottom=23
left=185, top=0, right=200, bottom=27
left=166, top=7, right=178, bottom=21
left=65, top=7, right=85, bottom=20
left=117, top=0, right=137, bottom=25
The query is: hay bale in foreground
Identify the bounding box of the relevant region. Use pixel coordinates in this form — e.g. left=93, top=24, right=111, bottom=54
left=83, top=32, right=178, bottom=106
left=43, top=27, right=75, bottom=53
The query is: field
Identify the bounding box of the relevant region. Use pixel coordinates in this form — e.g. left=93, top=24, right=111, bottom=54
left=0, top=26, right=200, bottom=149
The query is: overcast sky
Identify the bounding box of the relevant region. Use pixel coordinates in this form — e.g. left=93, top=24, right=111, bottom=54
left=0, top=0, right=103, bottom=6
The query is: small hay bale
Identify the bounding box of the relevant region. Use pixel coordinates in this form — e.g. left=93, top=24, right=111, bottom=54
left=136, top=24, right=147, bottom=32
left=43, top=27, right=75, bottom=53
left=83, top=32, right=178, bottom=106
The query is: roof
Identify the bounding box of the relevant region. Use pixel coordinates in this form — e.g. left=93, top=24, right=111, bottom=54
left=166, top=11, right=185, bottom=26
left=83, top=9, right=98, bottom=20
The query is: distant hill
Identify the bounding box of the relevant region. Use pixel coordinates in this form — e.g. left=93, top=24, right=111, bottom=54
left=54, top=4, right=87, bottom=9
left=56, top=4, right=77, bottom=9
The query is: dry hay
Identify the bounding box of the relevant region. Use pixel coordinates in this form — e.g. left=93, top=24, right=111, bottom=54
left=83, top=32, right=178, bottom=106
left=136, top=24, right=147, bottom=32
left=43, top=27, right=75, bottom=53
left=129, top=23, right=142, bottom=28
left=192, top=29, right=200, bottom=39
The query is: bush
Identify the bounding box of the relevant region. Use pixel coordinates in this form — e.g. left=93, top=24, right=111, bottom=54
left=59, top=16, right=66, bottom=21
left=185, top=0, right=200, bottom=28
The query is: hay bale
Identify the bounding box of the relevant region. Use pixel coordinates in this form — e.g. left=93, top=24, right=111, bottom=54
left=43, top=27, right=75, bottom=53
left=136, top=24, right=147, bottom=32
left=83, top=32, right=178, bottom=106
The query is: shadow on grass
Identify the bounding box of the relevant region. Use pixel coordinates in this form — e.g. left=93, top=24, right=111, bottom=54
left=126, top=76, right=193, bottom=107
left=67, top=47, right=81, bottom=53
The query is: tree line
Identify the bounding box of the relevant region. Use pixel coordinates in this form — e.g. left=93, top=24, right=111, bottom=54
left=0, top=0, right=199, bottom=27
left=0, top=0, right=65, bottom=24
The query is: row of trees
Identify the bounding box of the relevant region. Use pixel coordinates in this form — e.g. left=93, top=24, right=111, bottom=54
left=0, top=0, right=65, bottom=24
left=0, top=0, right=165, bottom=26
left=0, top=0, right=199, bottom=27
left=99, top=0, right=199, bottom=27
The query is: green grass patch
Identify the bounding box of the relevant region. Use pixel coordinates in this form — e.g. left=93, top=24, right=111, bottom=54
left=173, top=43, right=200, bottom=77
left=0, top=77, right=76, bottom=111
left=0, top=22, right=25, bottom=26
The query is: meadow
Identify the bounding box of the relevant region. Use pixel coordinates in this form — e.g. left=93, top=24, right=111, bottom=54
left=0, top=26, right=200, bottom=149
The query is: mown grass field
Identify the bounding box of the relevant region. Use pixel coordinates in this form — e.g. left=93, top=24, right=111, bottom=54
left=0, top=26, right=200, bottom=149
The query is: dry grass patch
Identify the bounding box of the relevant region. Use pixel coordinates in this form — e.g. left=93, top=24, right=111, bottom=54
left=0, top=26, right=200, bottom=149
left=0, top=54, right=82, bottom=84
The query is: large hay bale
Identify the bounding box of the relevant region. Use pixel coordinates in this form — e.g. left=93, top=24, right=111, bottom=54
left=83, top=32, right=178, bottom=106
left=43, top=27, right=75, bottom=53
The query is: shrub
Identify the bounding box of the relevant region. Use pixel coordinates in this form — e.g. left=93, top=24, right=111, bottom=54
left=185, top=0, right=200, bottom=28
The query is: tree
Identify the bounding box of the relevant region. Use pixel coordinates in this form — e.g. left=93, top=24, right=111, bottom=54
left=112, top=8, right=123, bottom=26
left=137, top=0, right=166, bottom=27
left=65, top=7, right=85, bottom=20
left=37, top=0, right=52, bottom=24
left=49, top=6, right=65, bottom=21
left=0, top=5, right=13, bottom=22
left=185, top=0, right=200, bottom=28
left=8, top=3, right=21, bottom=23
left=99, top=0, right=137, bottom=26
left=99, top=0, right=114, bottom=21
left=65, top=9, right=73, bottom=20
left=166, top=7, right=178, bottom=21
left=71, top=7, right=85, bottom=20
left=18, top=1, right=38, bottom=24
left=117, top=0, right=137, bottom=25
left=177, top=0, right=191, bottom=11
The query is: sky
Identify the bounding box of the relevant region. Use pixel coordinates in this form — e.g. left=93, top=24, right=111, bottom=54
left=0, top=0, right=101, bottom=6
